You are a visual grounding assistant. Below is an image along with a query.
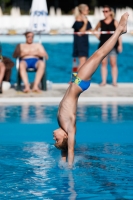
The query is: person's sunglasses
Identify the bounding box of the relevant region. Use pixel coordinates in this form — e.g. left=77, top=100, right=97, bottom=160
left=103, top=10, right=110, bottom=13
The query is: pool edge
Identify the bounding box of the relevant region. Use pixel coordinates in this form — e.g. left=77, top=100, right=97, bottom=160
left=0, top=97, right=133, bottom=104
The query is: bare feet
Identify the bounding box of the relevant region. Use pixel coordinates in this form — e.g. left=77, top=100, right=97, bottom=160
left=99, top=82, right=106, bottom=86
left=23, top=85, right=31, bottom=93
left=118, top=12, right=129, bottom=35
left=112, top=83, right=118, bottom=87
left=32, top=87, right=42, bottom=93
left=23, top=88, right=31, bottom=93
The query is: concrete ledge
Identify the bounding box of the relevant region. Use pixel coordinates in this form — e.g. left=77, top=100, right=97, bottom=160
left=0, top=97, right=133, bottom=104
left=0, top=83, right=133, bottom=104
left=53, top=83, right=133, bottom=89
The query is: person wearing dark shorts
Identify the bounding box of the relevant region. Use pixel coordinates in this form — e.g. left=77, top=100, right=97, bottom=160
left=72, top=4, right=92, bottom=71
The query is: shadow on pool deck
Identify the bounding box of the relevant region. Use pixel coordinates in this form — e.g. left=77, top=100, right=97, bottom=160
left=0, top=83, right=133, bottom=99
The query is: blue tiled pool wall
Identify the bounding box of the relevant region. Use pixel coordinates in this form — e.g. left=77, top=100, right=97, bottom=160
left=2, top=38, right=133, bottom=84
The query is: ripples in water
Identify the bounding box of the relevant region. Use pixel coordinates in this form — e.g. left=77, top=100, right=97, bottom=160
left=0, top=142, right=133, bottom=199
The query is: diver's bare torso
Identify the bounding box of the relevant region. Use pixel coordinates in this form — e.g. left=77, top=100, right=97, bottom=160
left=57, top=83, right=82, bottom=133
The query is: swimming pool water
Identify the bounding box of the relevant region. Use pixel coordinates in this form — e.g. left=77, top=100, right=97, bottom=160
left=0, top=142, right=133, bottom=199
left=0, top=103, right=133, bottom=124
left=0, top=104, right=133, bottom=199
left=1, top=35, right=133, bottom=84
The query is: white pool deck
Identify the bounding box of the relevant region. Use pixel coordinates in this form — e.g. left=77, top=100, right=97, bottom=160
left=0, top=83, right=133, bottom=104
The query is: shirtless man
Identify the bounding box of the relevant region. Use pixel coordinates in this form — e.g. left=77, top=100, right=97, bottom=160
left=13, top=31, right=48, bottom=92
left=53, top=13, right=129, bottom=168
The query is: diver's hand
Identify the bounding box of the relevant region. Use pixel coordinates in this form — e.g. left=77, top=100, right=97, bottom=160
left=68, top=164, right=73, bottom=169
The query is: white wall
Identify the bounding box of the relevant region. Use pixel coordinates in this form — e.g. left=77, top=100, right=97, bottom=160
left=0, top=15, right=97, bottom=32
left=0, top=14, right=133, bottom=34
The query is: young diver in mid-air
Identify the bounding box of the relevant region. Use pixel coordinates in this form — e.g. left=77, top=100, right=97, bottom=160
left=53, top=13, right=129, bottom=168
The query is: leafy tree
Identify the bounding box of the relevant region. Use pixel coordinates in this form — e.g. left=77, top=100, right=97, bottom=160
left=90, top=0, right=98, bottom=9
left=0, top=0, right=11, bottom=11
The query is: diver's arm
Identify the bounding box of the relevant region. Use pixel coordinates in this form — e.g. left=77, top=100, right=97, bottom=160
left=61, top=150, right=68, bottom=162
left=68, top=126, right=76, bottom=168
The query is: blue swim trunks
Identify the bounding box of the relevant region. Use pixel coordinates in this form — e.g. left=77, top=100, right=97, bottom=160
left=72, top=73, right=91, bottom=91
left=20, top=58, right=40, bottom=70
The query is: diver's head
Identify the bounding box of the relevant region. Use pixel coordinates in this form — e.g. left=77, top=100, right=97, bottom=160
left=53, top=128, right=68, bottom=151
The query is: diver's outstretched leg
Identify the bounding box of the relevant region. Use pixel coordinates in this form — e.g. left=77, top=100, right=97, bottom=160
left=78, top=12, right=129, bottom=80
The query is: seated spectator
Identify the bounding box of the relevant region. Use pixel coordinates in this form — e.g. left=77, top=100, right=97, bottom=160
left=13, top=31, right=48, bottom=93
left=0, top=56, right=14, bottom=93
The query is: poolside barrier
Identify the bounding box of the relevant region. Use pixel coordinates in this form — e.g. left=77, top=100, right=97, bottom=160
left=73, top=31, right=115, bottom=35
left=1, top=30, right=133, bottom=36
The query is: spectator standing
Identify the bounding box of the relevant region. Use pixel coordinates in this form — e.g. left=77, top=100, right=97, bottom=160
left=72, top=4, right=92, bottom=71
left=94, top=5, right=122, bottom=86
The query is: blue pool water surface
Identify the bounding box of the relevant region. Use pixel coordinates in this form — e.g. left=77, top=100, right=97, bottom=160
left=0, top=103, right=133, bottom=199
left=1, top=35, right=133, bottom=84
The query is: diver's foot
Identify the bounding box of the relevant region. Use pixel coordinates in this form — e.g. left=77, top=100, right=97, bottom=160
left=99, top=82, right=106, bottom=86
left=118, top=12, right=129, bottom=35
